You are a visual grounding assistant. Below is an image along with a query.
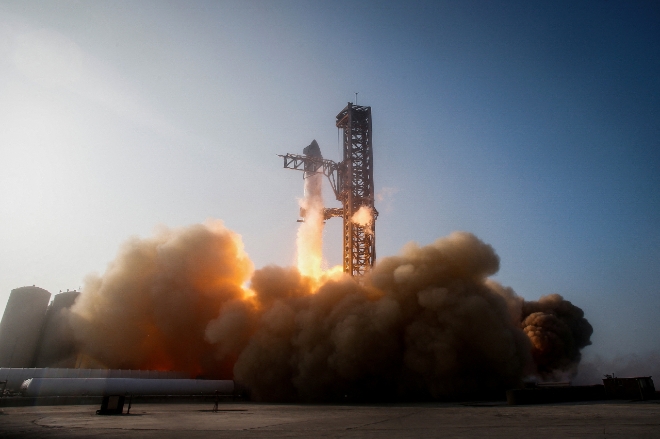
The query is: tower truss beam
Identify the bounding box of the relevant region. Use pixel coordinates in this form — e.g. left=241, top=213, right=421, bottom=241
left=278, top=153, right=341, bottom=199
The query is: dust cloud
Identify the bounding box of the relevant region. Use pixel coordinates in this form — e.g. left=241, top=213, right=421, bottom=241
left=69, top=220, right=253, bottom=378
left=521, top=294, right=593, bottom=380
left=68, top=221, right=593, bottom=401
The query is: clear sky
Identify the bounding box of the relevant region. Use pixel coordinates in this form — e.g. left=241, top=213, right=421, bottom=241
left=0, top=0, right=658, bottom=361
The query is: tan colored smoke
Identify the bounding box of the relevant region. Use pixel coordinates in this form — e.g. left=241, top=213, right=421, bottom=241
left=521, top=294, right=593, bottom=380
left=233, top=232, right=534, bottom=401
left=68, top=222, right=592, bottom=400
left=69, top=220, right=253, bottom=378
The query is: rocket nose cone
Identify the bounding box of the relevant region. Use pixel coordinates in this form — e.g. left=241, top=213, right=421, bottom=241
left=303, top=140, right=322, bottom=158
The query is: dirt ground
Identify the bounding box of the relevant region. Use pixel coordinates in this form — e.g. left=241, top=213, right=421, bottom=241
left=1, top=400, right=659, bottom=438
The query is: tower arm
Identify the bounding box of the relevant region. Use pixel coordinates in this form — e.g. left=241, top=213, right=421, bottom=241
left=278, top=153, right=342, bottom=200
left=323, top=207, right=344, bottom=220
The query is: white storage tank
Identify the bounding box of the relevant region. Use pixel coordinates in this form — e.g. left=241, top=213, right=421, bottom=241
left=0, top=286, right=51, bottom=367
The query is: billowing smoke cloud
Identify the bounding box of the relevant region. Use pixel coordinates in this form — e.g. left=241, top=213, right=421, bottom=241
left=69, top=220, right=253, bottom=378
left=521, top=294, right=593, bottom=380
left=68, top=222, right=592, bottom=401
left=233, top=233, right=533, bottom=401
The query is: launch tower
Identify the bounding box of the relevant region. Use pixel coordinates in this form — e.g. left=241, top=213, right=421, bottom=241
left=279, top=103, right=377, bottom=276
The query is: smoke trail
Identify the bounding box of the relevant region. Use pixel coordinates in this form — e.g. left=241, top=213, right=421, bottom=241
left=68, top=222, right=593, bottom=400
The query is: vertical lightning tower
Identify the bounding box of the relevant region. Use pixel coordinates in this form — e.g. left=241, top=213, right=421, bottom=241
left=335, top=103, right=376, bottom=276
left=279, top=102, right=377, bottom=277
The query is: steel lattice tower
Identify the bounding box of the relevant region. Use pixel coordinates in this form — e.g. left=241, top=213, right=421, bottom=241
left=279, top=103, right=377, bottom=277
left=335, top=103, right=376, bottom=276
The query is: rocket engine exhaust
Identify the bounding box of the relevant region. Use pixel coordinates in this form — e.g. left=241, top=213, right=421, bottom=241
left=296, top=140, right=325, bottom=279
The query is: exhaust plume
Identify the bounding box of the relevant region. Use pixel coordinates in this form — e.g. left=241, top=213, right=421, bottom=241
left=67, top=221, right=592, bottom=400
left=296, top=172, right=324, bottom=279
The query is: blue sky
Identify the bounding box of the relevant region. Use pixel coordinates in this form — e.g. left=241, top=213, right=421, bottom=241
left=0, top=0, right=658, bottom=360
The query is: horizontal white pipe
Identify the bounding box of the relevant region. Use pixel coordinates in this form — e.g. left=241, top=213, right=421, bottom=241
left=21, top=378, right=234, bottom=397
left=0, top=368, right=187, bottom=392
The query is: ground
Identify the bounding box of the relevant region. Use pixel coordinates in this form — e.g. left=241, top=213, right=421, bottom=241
left=1, top=400, right=659, bottom=438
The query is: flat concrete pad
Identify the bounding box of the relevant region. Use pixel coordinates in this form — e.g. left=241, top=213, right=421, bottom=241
left=1, top=400, right=659, bottom=438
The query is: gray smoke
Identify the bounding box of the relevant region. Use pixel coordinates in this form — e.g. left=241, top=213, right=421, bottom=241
left=573, top=351, right=660, bottom=385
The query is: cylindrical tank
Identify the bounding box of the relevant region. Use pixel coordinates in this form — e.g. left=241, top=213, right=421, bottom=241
left=0, top=286, right=51, bottom=367
left=0, top=367, right=188, bottom=392
left=34, top=290, right=80, bottom=368
left=21, top=378, right=234, bottom=397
